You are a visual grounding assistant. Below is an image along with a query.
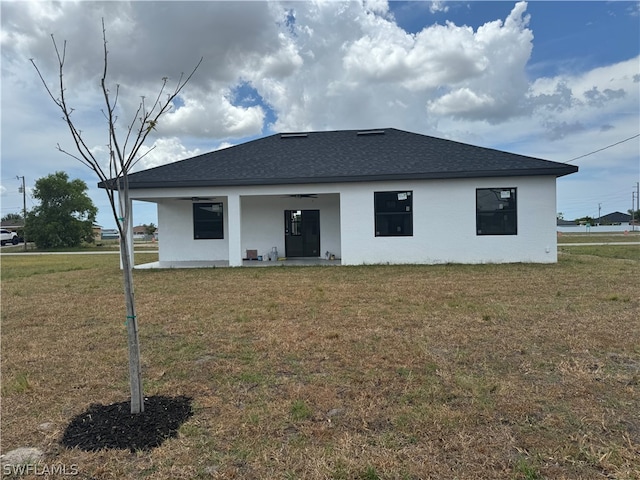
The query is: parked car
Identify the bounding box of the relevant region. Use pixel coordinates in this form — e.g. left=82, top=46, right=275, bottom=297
left=0, top=229, right=20, bottom=245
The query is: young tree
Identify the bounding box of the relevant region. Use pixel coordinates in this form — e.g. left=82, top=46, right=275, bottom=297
left=31, top=21, right=201, bottom=414
left=25, top=172, right=97, bottom=249
left=143, top=223, right=157, bottom=237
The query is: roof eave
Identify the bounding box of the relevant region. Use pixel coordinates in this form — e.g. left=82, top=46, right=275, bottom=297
left=113, top=167, right=578, bottom=190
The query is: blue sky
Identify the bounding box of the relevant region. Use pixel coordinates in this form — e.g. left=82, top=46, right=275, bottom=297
left=1, top=1, right=638, bottom=228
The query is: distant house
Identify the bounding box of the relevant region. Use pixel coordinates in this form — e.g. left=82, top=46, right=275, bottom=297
left=132, top=225, right=157, bottom=241
left=133, top=226, right=147, bottom=240
left=599, top=211, right=632, bottom=225
left=92, top=224, right=102, bottom=242
left=100, top=128, right=578, bottom=267
left=0, top=220, right=24, bottom=231
left=101, top=229, right=120, bottom=240
left=556, top=218, right=576, bottom=227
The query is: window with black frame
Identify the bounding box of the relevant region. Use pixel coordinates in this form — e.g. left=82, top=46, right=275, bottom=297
left=374, top=191, right=413, bottom=236
left=476, top=188, right=517, bottom=235
left=193, top=203, right=224, bottom=239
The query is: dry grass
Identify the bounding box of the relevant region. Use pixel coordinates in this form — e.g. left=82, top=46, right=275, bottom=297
left=1, top=248, right=639, bottom=479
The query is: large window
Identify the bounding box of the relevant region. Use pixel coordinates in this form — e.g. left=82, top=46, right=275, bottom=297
left=375, top=191, right=413, bottom=236
left=476, top=188, right=517, bottom=235
left=193, top=203, right=224, bottom=239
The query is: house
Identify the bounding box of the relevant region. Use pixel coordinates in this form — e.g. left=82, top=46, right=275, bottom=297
left=133, top=225, right=156, bottom=241
left=0, top=220, right=24, bottom=230
left=92, top=224, right=102, bottom=242
left=100, top=128, right=578, bottom=267
left=556, top=218, right=576, bottom=227
left=101, top=228, right=120, bottom=240
left=598, top=211, right=632, bottom=225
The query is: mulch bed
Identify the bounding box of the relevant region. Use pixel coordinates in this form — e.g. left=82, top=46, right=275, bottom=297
left=61, top=396, right=193, bottom=452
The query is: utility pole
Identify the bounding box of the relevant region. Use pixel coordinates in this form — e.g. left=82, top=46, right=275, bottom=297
left=633, top=191, right=638, bottom=232
left=636, top=182, right=640, bottom=221
left=16, top=176, right=26, bottom=251
left=598, top=203, right=601, bottom=226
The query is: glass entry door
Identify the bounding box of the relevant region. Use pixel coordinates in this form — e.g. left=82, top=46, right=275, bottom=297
left=284, top=210, right=320, bottom=257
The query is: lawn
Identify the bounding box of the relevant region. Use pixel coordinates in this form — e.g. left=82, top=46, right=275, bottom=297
left=1, top=248, right=638, bottom=479
left=557, top=231, right=640, bottom=244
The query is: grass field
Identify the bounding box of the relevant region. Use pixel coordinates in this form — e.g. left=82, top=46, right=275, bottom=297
left=1, top=246, right=638, bottom=479
left=557, top=232, right=640, bottom=242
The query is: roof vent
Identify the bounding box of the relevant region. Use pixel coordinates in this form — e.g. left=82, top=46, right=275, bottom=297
left=280, top=133, right=308, bottom=139
left=356, top=130, right=385, bottom=136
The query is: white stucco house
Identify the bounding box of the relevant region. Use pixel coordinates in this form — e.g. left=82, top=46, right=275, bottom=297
left=100, top=128, right=578, bottom=268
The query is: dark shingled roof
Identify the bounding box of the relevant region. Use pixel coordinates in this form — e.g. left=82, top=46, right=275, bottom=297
left=107, top=128, right=578, bottom=189
left=599, top=211, right=632, bottom=223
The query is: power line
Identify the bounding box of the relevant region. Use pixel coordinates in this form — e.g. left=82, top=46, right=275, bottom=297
left=565, top=133, right=640, bottom=163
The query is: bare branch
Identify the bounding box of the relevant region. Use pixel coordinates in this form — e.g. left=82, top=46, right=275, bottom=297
left=122, top=57, right=203, bottom=172
left=128, top=144, right=157, bottom=171
left=31, top=37, right=108, bottom=182
left=30, top=57, right=63, bottom=109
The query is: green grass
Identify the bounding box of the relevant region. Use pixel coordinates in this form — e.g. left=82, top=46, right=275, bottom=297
left=1, top=246, right=638, bottom=479
left=557, top=231, right=640, bottom=244
left=559, top=244, right=639, bottom=260
left=0, top=252, right=158, bottom=280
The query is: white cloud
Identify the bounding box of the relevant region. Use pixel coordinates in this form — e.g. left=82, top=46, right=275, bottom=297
left=428, top=88, right=495, bottom=116
left=136, top=137, right=202, bottom=171
left=159, top=88, right=265, bottom=139
left=258, top=0, right=535, bottom=131
left=528, top=57, right=639, bottom=140
left=430, top=1, right=449, bottom=14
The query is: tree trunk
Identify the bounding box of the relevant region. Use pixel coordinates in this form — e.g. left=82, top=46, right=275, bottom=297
left=118, top=189, right=144, bottom=414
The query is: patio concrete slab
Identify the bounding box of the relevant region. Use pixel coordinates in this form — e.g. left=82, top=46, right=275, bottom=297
left=134, top=258, right=341, bottom=269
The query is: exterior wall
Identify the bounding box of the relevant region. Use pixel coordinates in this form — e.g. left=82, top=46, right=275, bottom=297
left=137, top=175, right=558, bottom=265
left=340, top=176, right=558, bottom=265
left=157, top=199, right=229, bottom=262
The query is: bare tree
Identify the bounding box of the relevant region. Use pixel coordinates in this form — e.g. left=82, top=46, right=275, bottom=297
left=31, top=20, right=202, bottom=414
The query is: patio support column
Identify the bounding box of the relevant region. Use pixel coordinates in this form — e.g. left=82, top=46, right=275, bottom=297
left=227, top=194, right=242, bottom=267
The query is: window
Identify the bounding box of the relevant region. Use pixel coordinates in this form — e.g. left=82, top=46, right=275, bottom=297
left=375, top=191, right=413, bottom=236
left=193, top=203, right=224, bottom=239
left=476, top=188, right=517, bottom=235
left=286, top=210, right=302, bottom=236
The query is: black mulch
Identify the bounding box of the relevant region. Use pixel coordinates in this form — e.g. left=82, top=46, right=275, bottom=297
left=61, top=395, right=193, bottom=452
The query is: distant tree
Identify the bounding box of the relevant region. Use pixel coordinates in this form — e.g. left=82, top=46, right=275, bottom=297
left=574, top=216, right=595, bottom=226
left=25, top=172, right=97, bottom=249
left=1, top=213, right=24, bottom=224
left=143, top=223, right=157, bottom=236
left=628, top=209, right=640, bottom=221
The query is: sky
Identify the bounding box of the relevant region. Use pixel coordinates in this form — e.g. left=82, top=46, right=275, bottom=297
left=1, top=0, right=639, bottom=229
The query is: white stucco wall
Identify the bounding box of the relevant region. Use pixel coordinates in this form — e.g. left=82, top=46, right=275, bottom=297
left=135, top=175, right=559, bottom=265
left=340, top=176, right=558, bottom=265
left=157, top=199, right=229, bottom=262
